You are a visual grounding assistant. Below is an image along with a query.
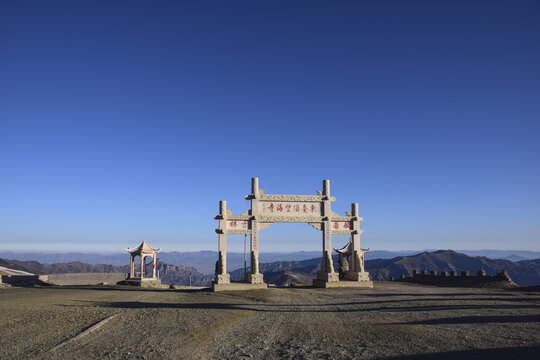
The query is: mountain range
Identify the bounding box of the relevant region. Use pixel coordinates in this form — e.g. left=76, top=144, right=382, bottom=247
left=2, top=249, right=539, bottom=275
left=2, top=250, right=540, bottom=287
left=230, top=250, right=540, bottom=286
left=0, top=258, right=211, bottom=286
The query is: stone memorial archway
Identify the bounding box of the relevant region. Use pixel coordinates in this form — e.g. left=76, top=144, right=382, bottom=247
left=214, top=178, right=372, bottom=290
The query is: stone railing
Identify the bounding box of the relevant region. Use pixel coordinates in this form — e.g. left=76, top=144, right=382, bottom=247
left=387, top=269, right=513, bottom=284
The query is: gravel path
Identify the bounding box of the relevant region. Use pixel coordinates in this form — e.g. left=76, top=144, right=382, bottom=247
left=1, top=283, right=539, bottom=359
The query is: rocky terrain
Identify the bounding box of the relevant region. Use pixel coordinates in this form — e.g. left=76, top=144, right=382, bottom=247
left=0, top=283, right=538, bottom=359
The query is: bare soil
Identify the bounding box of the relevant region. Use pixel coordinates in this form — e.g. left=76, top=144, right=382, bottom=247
left=1, top=282, right=539, bottom=359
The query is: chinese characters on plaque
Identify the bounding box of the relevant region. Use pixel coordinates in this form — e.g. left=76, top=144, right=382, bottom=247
left=227, top=220, right=249, bottom=229
left=258, top=202, right=321, bottom=216
left=331, top=221, right=351, bottom=230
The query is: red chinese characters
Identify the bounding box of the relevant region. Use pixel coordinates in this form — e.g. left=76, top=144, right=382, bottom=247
left=277, top=203, right=283, bottom=212
left=310, top=204, right=317, bottom=213
left=333, top=222, right=339, bottom=229
left=285, top=204, right=291, bottom=212
left=343, top=222, right=350, bottom=229
left=268, top=203, right=274, bottom=212
left=293, top=204, right=300, bottom=212
left=229, top=221, right=237, bottom=228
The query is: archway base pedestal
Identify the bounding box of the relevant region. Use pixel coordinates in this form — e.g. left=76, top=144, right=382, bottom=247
left=313, top=277, right=373, bottom=288
left=122, top=278, right=163, bottom=288
left=215, top=273, right=231, bottom=284
left=246, top=273, right=264, bottom=284
left=212, top=281, right=268, bottom=292
left=343, top=271, right=371, bottom=282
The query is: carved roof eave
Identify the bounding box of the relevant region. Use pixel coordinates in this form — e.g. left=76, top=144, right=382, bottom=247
left=216, top=215, right=362, bottom=223
left=218, top=229, right=251, bottom=235
left=217, top=228, right=360, bottom=235
left=257, top=194, right=336, bottom=202
left=215, top=210, right=251, bottom=220
left=227, top=214, right=252, bottom=220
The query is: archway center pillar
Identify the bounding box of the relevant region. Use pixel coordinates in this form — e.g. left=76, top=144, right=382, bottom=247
left=216, top=200, right=230, bottom=284
left=247, top=178, right=264, bottom=284
left=316, top=180, right=339, bottom=283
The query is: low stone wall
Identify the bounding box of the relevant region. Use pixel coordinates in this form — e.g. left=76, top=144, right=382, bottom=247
left=39, top=273, right=128, bottom=286
left=394, top=269, right=515, bottom=288
left=410, top=269, right=510, bottom=280
left=1, top=275, right=43, bottom=286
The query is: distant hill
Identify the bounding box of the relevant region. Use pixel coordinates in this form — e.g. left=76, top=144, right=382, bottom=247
left=0, top=251, right=323, bottom=274
left=230, top=250, right=540, bottom=286
left=0, top=258, right=210, bottom=286
left=230, top=258, right=322, bottom=285
left=366, top=250, right=540, bottom=285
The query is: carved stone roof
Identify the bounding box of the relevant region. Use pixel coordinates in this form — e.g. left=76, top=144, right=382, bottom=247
left=126, top=241, right=161, bottom=255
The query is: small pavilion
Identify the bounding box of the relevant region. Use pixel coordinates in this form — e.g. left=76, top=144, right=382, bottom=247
left=334, top=240, right=369, bottom=277
left=126, top=241, right=161, bottom=280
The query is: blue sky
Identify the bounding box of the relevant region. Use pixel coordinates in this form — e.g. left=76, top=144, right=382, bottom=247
left=1, top=1, right=539, bottom=253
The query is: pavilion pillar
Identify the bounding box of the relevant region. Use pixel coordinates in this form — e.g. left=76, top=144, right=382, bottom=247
left=317, top=180, right=338, bottom=283
left=152, top=253, right=156, bottom=278
left=129, top=255, right=134, bottom=278
left=247, top=178, right=264, bottom=284
left=216, top=200, right=230, bottom=284
left=140, top=255, right=144, bottom=280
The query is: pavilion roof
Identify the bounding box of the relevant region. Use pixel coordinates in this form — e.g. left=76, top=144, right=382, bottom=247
left=334, top=240, right=369, bottom=255
left=334, top=241, right=351, bottom=254
left=126, top=241, right=161, bottom=255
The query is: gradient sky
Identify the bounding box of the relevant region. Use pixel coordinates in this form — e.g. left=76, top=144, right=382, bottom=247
left=1, top=1, right=539, bottom=253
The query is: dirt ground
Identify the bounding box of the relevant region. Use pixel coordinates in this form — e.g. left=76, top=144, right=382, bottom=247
left=1, top=282, right=539, bottom=359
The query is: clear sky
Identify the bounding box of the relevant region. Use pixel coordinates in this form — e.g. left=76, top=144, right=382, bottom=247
left=1, top=1, right=539, bottom=253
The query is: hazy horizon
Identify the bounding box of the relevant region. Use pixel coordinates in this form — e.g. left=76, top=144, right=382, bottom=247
left=2, top=247, right=540, bottom=255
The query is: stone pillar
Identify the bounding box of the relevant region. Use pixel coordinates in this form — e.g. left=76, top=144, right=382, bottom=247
left=252, top=177, right=259, bottom=197
left=152, top=253, right=156, bottom=278
left=350, top=203, right=360, bottom=272
left=344, top=202, right=370, bottom=282
left=216, top=200, right=230, bottom=284
left=140, top=255, right=144, bottom=280
left=247, top=178, right=264, bottom=284
left=317, top=180, right=338, bottom=283
left=129, top=255, right=134, bottom=278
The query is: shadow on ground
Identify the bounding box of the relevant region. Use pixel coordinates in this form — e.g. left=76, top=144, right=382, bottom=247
left=95, top=300, right=540, bottom=319
left=380, top=345, right=540, bottom=360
